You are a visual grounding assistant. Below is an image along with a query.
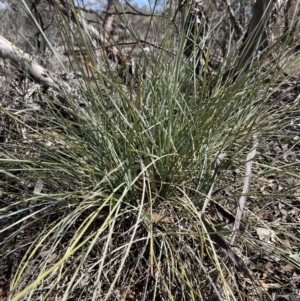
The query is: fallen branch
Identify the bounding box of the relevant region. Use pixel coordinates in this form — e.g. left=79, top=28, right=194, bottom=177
left=0, top=34, right=84, bottom=118
left=0, top=35, right=71, bottom=97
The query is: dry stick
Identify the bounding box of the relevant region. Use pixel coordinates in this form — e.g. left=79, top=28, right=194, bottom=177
left=0, top=35, right=72, bottom=99
left=0, top=35, right=85, bottom=124
left=102, top=0, right=128, bottom=65
left=230, top=134, right=258, bottom=245
left=207, top=135, right=258, bottom=297
left=103, top=0, right=116, bottom=43
left=201, top=152, right=227, bottom=215
left=46, top=0, right=123, bottom=69
left=46, top=0, right=103, bottom=68
left=281, top=0, right=298, bottom=44
left=77, top=5, right=164, bottom=17
left=222, top=0, right=244, bottom=38
left=105, top=10, right=163, bottom=17
left=106, top=40, right=176, bottom=56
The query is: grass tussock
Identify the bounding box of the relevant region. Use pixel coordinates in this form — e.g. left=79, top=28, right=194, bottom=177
left=1, top=2, right=300, bottom=301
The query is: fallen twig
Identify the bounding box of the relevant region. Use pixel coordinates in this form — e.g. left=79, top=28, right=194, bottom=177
left=230, top=134, right=258, bottom=245
left=222, top=0, right=244, bottom=37
left=0, top=35, right=72, bottom=100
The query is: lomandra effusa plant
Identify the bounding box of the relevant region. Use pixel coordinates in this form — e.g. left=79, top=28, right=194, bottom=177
left=0, top=1, right=299, bottom=300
